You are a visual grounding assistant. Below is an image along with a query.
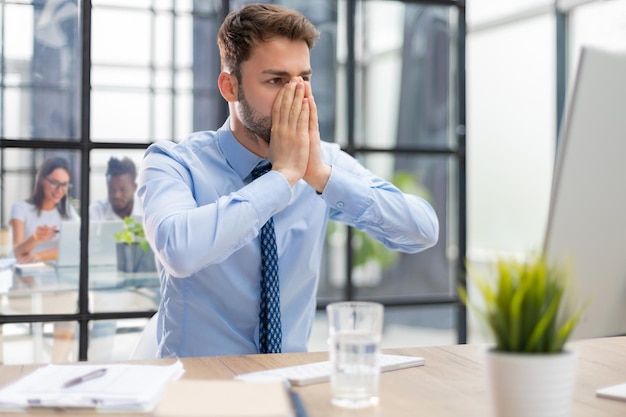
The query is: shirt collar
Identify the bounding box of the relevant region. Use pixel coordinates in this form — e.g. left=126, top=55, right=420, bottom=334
left=217, top=118, right=267, bottom=180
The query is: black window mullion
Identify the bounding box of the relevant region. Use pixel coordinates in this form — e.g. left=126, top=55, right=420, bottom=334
left=456, top=1, right=467, bottom=344
left=78, top=0, right=93, bottom=361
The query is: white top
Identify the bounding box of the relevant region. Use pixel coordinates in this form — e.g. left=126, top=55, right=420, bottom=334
left=10, top=200, right=79, bottom=254
left=89, top=195, right=143, bottom=221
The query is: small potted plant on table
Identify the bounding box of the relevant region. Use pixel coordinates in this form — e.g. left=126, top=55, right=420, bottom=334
left=114, top=217, right=156, bottom=273
left=459, top=254, right=587, bottom=417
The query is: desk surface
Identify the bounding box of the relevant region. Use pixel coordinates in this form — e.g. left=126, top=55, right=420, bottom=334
left=0, top=336, right=625, bottom=416
left=2, top=266, right=159, bottom=293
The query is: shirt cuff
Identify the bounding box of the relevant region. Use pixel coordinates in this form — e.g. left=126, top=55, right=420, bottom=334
left=238, top=170, right=292, bottom=223
left=321, top=165, right=371, bottom=217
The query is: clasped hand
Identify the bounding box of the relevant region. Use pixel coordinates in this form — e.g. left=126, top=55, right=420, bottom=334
left=268, top=77, right=331, bottom=192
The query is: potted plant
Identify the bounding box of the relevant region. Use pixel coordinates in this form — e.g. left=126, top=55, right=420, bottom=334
left=114, top=217, right=156, bottom=273
left=459, top=254, right=587, bottom=417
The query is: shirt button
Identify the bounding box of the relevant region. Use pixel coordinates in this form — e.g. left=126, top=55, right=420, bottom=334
left=336, top=201, right=344, bottom=209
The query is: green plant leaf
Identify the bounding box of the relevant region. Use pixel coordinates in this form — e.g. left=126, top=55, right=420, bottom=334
left=524, top=288, right=562, bottom=352
left=553, top=299, right=589, bottom=351
left=459, top=254, right=587, bottom=354
left=115, top=216, right=149, bottom=251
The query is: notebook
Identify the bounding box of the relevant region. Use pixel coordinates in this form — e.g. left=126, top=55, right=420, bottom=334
left=56, top=220, right=125, bottom=268
left=0, top=361, right=184, bottom=412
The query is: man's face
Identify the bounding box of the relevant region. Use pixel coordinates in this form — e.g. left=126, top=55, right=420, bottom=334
left=107, top=173, right=137, bottom=215
left=235, top=37, right=312, bottom=142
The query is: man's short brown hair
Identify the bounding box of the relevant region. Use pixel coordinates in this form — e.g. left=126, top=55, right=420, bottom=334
left=217, top=3, right=320, bottom=81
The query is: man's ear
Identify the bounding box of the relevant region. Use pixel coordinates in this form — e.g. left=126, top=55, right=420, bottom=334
left=218, top=72, right=238, bottom=102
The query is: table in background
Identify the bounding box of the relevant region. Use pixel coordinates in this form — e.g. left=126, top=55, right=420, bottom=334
left=0, top=266, right=160, bottom=363
left=0, top=337, right=624, bottom=416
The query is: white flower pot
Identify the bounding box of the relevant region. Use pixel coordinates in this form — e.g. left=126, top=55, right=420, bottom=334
left=484, top=349, right=577, bottom=417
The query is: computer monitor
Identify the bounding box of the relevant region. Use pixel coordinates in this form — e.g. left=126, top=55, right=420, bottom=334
left=544, top=46, right=626, bottom=339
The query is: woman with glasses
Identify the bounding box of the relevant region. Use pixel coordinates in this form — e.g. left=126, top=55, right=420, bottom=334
left=10, top=156, right=78, bottom=264
left=9, top=156, right=80, bottom=363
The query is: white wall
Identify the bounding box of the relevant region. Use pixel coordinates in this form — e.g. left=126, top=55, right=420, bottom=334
left=467, top=1, right=556, bottom=261
left=466, top=0, right=626, bottom=341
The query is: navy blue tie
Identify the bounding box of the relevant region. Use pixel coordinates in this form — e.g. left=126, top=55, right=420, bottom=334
left=251, top=163, right=282, bottom=353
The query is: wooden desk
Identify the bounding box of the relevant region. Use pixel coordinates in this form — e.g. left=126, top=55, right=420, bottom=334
left=0, top=337, right=625, bottom=416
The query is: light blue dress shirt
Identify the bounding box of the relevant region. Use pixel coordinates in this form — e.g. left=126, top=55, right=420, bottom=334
left=138, top=119, right=439, bottom=358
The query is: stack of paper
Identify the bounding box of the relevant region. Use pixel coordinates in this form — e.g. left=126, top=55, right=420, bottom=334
left=0, top=258, right=15, bottom=271
left=0, top=361, right=184, bottom=412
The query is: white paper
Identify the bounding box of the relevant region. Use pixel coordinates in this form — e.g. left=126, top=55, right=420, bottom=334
left=13, top=261, right=51, bottom=271
left=596, top=382, right=626, bottom=402
left=0, top=258, right=15, bottom=271
left=0, top=361, right=184, bottom=412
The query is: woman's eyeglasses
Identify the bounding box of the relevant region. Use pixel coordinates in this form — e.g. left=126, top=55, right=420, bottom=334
left=45, top=176, right=71, bottom=191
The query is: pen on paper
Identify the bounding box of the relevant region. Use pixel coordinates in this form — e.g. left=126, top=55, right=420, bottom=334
left=62, top=368, right=107, bottom=388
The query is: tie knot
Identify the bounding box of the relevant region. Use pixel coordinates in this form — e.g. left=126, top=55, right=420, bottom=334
left=251, top=162, right=272, bottom=180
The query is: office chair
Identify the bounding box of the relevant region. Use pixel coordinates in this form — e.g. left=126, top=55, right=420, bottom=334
left=128, top=313, right=158, bottom=360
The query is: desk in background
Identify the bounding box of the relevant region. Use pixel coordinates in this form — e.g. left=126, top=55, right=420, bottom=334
left=0, top=337, right=624, bottom=416
left=0, top=266, right=160, bottom=363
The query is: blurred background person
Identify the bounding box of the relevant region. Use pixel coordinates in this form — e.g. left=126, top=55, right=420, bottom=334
left=89, top=156, right=148, bottom=361
left=9, top=156, right=79, bottom=362
left=10, top=156, right=78, bottom=263
left=90, top=156, right=141, bottom=221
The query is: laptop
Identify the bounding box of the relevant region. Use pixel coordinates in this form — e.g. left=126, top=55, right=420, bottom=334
left=56, top=220, right=125, bottom=268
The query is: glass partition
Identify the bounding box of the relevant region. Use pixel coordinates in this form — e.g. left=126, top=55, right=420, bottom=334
left=0, top=1, right=81, bottom=141
left=318, top=154, right=456, bottom=301
left=0, top=0, right=466, bottom=362
left=352, top=2, right=459, bottom=149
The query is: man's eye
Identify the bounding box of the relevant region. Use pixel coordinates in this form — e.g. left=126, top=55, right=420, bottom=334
left=267, top=78, right=283, bottom=85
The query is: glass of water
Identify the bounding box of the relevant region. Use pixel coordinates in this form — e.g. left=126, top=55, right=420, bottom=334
left=326, top=301, right=384, bottom=408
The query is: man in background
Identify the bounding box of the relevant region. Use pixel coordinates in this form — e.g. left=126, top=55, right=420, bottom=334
left=88, top=156, right=145, bottom=360
left=90, top=156, right=142, bottom=221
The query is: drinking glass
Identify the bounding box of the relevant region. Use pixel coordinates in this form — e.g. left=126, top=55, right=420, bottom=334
left=326, top=301, right=384, bottom=408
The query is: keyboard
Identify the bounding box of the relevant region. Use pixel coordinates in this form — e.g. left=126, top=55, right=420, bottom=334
left=236, top=354, right=425, bottom=386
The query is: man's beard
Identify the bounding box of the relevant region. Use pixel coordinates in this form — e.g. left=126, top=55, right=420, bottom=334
left=112, top=200, right=132, bottom=217
left=237, top=86, right=272, bottom=143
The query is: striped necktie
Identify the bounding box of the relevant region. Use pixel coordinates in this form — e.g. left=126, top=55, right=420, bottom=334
left=251, top=163, right=282, bottom=353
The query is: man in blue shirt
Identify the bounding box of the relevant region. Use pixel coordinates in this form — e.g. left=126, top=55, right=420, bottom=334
left=138, top=3, right=439, bottom=358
